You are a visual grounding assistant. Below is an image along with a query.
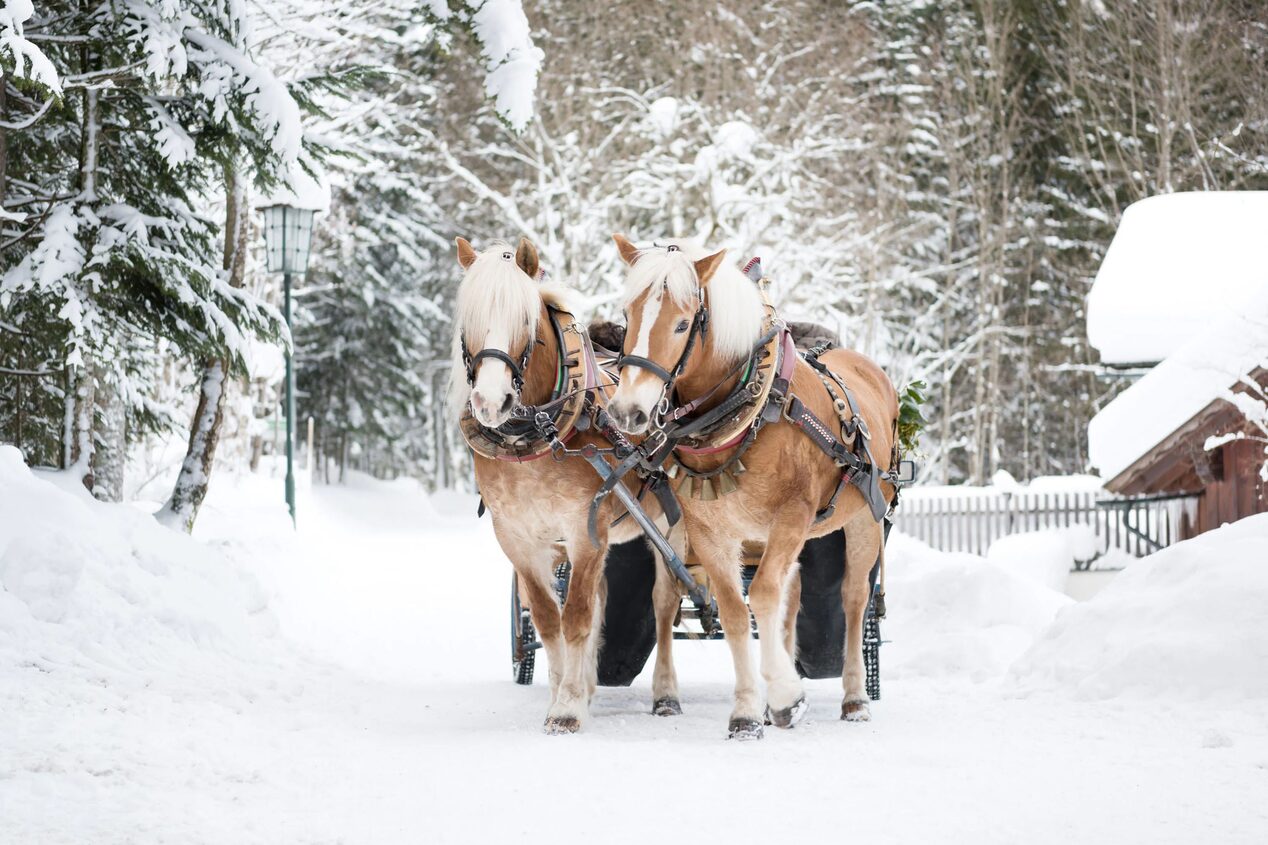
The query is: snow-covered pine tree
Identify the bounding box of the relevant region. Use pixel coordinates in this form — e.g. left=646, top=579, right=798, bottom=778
left=1, top=2, right=315, bottom=515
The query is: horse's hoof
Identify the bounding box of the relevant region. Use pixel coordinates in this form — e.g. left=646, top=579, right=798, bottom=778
left=653, top=697, right=683, bottom=717
left=769, top=695, right=809, bottom=729
left=543, top=715, right=582, bottom=735
left=728, top=718, right=764, bottom=741
left=841, top=698, right=871, bottom=722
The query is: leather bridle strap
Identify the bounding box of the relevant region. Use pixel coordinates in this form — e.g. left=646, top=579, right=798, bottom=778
left=617, top=295, right=708, bottom=394
left=615, top=354, right=673, bottom=383
left=464, top=340, right=533, bottom=390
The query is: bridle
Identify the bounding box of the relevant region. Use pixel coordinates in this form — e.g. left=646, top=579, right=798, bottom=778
left=616, top=247, right=710, bottom=428
left=460, top=250, right=536, bottom=396
left=462, top=338, right=533, bottom=392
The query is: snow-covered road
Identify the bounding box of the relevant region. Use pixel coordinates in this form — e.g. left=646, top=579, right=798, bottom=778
left=2, top=456, right=1266, bottom=843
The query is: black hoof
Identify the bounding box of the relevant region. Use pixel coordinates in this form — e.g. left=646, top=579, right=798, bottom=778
left=841, top=698, right=871, bottom=722
left=728, top=718, right=764, bottom=741
left=653, top=697, right=683, bottom=717
left=543, top=715, right=582, bottom=735
left=768, top=695, right=809, bottom=729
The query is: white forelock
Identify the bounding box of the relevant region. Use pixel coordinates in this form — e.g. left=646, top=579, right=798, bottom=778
left=447, top=241, right=573, bottom=419
left=622, top=239, right=764, bottom=362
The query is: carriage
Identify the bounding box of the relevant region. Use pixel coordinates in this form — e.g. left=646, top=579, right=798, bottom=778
left=459, top=236, right=914, bottom=734
left=510, top=524, right=889, bottom=699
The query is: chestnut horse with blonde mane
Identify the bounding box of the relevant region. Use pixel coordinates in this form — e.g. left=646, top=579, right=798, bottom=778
left=450, top=237, right=685, bottom=733
left=607, top=235, right=899, bottom=739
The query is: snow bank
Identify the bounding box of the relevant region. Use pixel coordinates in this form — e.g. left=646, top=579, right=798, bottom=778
left=1009, top=513, right=1268, bottom=701
left=986, top=530, right=1077, bottom=592
left=1087, top=191, right=1268, bottom=365
left=885, top=533, right=1073, bottom=682
left=0, top=445, right=280, bottom=681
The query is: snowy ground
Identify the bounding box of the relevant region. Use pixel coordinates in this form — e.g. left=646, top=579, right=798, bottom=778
left=2, top=449, right=1267, bottom=844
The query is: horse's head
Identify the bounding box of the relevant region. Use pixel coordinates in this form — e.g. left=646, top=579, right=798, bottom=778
left=607, top=234, right=729, bottom=435
left=451, top=236, right=542, bottom=428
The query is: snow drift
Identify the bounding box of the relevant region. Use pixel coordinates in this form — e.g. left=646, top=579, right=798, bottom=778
left=0, top=445, right=280, bottom=682
left=1009, top=513, right=1268, bottom=700
left=884, top=532, right=1073, bottom=682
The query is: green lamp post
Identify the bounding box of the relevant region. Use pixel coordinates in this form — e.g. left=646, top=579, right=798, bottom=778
left=261, top=204, right=317, bottom=526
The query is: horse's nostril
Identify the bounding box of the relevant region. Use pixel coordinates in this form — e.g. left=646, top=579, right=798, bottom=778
left=499, top=394, right=513, bottom=414
left=632, top=409, right=648, bottom=428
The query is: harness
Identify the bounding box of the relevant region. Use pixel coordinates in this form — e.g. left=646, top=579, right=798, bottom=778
left=632, top=268, right=897, bottom=525
left=458, top=305, right=595, bottom=463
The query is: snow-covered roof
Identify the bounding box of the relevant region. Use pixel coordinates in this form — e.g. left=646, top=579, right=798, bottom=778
left=1087, top=191, right=1268, bottom=366
left=1088, top=284, right=1268, bottom=482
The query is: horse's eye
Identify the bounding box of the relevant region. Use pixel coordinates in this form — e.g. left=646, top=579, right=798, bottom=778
left=674, top=319, right=690, bottom=334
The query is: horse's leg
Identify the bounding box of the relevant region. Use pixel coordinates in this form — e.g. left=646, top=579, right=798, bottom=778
left=783, top=570, right=802, bottom=663
left=586, top=572, right=607, bottom=705
left=747, top=506, right=812, bottom=728
left=545, top=527, right=608, bottom=734
left=497, top=529, right=566, bottom=703
left=651, top=525, right=686, bottom=715
left=842, top=514, right=883, bottom=721
left=686, top=514, right=761, bottom=739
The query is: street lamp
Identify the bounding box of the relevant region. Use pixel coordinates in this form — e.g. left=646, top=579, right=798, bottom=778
left=261, top=204, right=317, bottom=526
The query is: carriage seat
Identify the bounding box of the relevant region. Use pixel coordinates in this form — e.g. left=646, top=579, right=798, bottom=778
left=587, top=320, right=625, bottom=368
left=588, top=319, right=840, bottom=355
left=786, top=320, right=840, bottom=351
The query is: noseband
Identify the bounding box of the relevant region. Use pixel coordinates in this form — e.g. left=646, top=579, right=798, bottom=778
left=618, top=295, right=709, bottom=425
left=462, top=342, right=532, bottom=390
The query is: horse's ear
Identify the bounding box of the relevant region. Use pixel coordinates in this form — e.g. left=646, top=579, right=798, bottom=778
left=694, top=249, right=728, bottom=286
left=612, top=233, right=640, bottom=267
left=456, top=237, right=477, bottom=269
left=515, top=237, right=540, bottom=280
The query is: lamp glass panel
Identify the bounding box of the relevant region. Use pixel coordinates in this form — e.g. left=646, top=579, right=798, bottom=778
left=261, top=206, right=317, bottom=274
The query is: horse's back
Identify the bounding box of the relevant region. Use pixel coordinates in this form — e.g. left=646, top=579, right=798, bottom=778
left=817, top=347, right=899, bottom=424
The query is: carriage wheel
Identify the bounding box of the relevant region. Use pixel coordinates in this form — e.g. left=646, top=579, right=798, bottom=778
left=864, top=594, right=881, bottom=701
left=511, top=573, right=536, bottom=685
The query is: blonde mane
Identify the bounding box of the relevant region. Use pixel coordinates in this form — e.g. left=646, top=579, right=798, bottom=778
left=448, top=241, right=573, bottom=418
left=623, top=239, right=764, bottom=362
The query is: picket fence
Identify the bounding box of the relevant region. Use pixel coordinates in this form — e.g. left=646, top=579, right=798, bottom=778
left=891, top=489, right=1197, bottom=568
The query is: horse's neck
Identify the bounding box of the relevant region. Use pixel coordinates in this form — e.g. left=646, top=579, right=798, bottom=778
left=675, top=336, right=743, bottom=416
left=520, top=307, right=560, bottom=406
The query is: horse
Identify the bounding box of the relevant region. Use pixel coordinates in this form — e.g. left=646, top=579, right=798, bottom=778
left=606, top=234, right=899, bottom=739
left=450, top=236, right=686, bottom=732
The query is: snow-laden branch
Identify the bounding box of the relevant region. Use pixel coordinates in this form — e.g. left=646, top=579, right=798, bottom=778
left=0, top=0, right=61, bottom=92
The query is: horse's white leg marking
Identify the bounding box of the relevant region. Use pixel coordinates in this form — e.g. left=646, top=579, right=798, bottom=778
left=686, top=515, right=761, bottom=735
left=545, top=532, right=608, bottom=732
left=748, top=514, right=809, bottom=724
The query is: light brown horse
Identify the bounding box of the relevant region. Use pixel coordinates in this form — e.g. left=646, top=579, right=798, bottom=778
left=450, top=237, right=685, bottom=732
left=607, top=235, right=899, bottom=739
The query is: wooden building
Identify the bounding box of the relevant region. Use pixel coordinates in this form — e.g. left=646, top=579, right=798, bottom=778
left=1086, top=192, right=1268, bottom=541
left=1100, top=368, right=1268, bottom=539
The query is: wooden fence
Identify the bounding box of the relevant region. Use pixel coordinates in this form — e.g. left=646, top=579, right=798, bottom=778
left=892, top=490, right=1198, bottom=568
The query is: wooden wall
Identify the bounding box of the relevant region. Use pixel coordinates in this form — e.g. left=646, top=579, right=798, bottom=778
left=1192, top=439, right=1268, bottom=537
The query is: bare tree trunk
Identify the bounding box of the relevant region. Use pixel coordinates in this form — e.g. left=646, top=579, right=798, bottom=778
left=91, top=362, right=126, bottom=501
left=159, top=166, right=248, bottom=531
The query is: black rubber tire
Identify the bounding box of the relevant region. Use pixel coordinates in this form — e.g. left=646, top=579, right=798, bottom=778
left=511, top=574, right=536, bottom=685
left=596, top=538, right=658, bottom=687
left=794, top=528, right=883, bottom=681
left=864, top=598, right=881, bottom=700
